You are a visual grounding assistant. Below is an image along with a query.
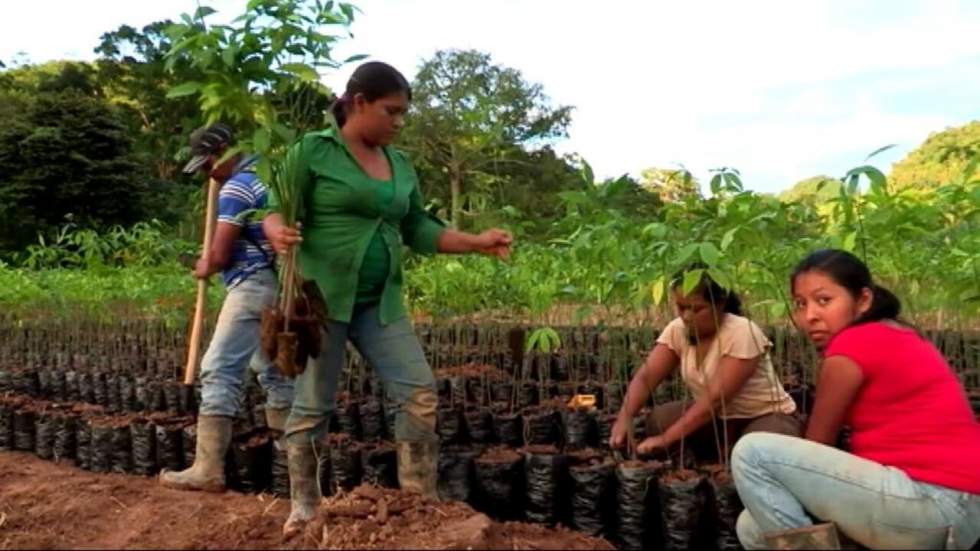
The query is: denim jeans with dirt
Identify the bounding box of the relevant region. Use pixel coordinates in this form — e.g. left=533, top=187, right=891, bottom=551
left=284, top=302, right=437, bottom=445
left=732, top=432, right=980, bottom=550
left=198, top=269, right=295, bottom=417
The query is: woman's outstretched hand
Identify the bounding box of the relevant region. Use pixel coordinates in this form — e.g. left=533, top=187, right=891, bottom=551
left=473, top=228, right=513, bottom=260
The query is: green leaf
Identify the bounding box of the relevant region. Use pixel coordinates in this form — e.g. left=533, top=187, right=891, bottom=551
left=865, top=144, right=897, bottom=161
left=707, top=267, right=732, bottom=290
left=769, top=301, right=787, bottom=318
left=221, top=46, right=236, bottom=68
left=166, top=81, right=202, bottom=98
left=281, top=63, right=319, bottom=81
left=253, top=128, right=271, bottom=153
left=699, top=242, right=721, bottom=266
left=842, top=231, right=858, bottom=252
left=642, top=223, right=667, bottom=239
left=681, top=269, right=704, bottom=296
left=651, top=276, right=666, bottom=306
left=343, top=54, right=369, bottom=64
left=720, top=227, right=737, bottom=251
left=194, top=6, right=217, bottom=20
left=674, top=243, right=698, bottom=266
left=580, top=160, right=595, bottom=187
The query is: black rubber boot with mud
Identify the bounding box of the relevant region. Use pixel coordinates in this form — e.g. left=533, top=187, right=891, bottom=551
left=281, top=435, right=321, bottom=537
left=397, top=440, right=439, bottom=499
left=159, top=415, right=232, bottom=492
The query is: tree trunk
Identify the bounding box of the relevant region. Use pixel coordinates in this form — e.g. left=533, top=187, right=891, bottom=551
left=449, top=163, right=463, bottom=229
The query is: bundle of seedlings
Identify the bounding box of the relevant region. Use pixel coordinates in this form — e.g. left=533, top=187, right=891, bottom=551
left=523, top=444, right=570, bottom=525
left=473, top=445, right=525, bottom=520
left=568, top=450, right=616, bottom=538
left=259, top=147, right=326, bottom=379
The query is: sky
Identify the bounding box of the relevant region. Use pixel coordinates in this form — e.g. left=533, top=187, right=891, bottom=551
left=2, top=0, right=979, bottom=194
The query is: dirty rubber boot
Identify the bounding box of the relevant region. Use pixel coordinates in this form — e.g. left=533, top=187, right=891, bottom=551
left=282, top=435, right=321, bottom=538
left=397, top=440, right=439, bottom=500
left=265, top=407, right=290, bottom=433
left=159, top=415, right=232, bottom=492
left=763, top=523, right=842, bottom=550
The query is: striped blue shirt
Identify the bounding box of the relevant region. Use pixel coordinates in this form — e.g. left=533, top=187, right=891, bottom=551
left=216, top=156, right=276, bottom=288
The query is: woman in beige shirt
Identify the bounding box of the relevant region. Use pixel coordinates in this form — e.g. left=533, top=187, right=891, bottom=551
left=609, top=270, right=800, bottom=460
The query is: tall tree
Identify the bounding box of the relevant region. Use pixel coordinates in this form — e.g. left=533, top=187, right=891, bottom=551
left=778, top=175, right=841, bottom=205
left=94, top=21, right=202, bottom=180
left=889, top=121, right=980, bottom=190
left=0, top=79, right=147, bottom=252
left=639, top=167, right=701, bottom=202
left=401, top=49, right=573, bottom=229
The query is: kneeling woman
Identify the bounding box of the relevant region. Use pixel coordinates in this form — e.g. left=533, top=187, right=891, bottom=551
left=609, top=269, right=800, bottom=460
left=732, top=249, right=980, bottom=550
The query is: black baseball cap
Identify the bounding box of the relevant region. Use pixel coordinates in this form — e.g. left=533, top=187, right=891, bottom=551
left=182, top=123, right=235, bottom=174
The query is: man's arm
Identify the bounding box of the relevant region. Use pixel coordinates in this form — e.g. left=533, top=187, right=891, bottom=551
left=193, top=222, right=241, bottom=279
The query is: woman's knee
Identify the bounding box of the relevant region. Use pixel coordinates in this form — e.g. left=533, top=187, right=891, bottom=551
left=736, top=509, right=767, bottom=550
left=731, top=431, right=775, bottom=477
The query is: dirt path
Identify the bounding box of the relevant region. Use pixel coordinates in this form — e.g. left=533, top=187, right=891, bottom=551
left=0, top=450, right=292, bottom=550
left=0, top=451, right=613, bottom=550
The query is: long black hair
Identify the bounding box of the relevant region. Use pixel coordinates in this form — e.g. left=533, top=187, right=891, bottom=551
left=791, top=249, right=902, bottom=326
left=330, top=61, right=412, bottom=127
left=671, top=264, right=743, bottom=316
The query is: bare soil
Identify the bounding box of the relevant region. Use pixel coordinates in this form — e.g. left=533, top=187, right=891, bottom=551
left=0, top=451, right=613, bottom=550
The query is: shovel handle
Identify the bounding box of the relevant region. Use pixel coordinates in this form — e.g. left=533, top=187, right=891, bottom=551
left=183, top=177, right=220, bottom=385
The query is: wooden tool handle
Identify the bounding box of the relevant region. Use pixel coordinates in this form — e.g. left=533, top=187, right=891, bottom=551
left=183, top=177, right=221, bottom=385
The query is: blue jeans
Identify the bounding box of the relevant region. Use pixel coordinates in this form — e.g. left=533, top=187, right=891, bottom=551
left=285, top=303, right=437, bottom=444
left=198, top=270, right=295, bottom=417
left=732, top=433, right=980, bottom=550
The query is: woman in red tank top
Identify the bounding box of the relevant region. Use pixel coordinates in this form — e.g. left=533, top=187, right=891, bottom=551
left=731, top=249, right=980, bottom=550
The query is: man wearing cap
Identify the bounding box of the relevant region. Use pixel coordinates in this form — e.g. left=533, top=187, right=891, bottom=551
left=160, top=123, right=294, bottom=492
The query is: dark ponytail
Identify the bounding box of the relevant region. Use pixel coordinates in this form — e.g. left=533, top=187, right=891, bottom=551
left=791, top=249, right=903, bottom=326
left=671, top=263, right=743, bottom=316
left=329, top=61, right=412, bottom=128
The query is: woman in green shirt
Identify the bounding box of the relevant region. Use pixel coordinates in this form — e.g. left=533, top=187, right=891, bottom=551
left=264, top=61, right=512, bottom=535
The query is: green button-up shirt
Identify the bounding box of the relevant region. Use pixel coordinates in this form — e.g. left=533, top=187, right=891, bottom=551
left=269, top=128, right=446, bottom=325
